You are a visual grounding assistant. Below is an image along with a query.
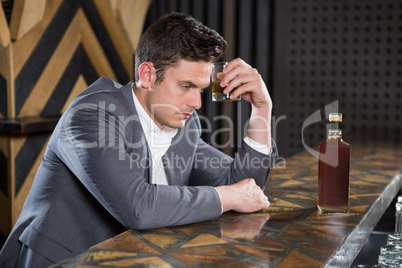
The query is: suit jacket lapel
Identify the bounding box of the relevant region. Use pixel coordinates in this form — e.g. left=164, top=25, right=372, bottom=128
left=162, top=154, right=181, bottom=185
left=120, top=82, right=152, bottom=183
left=162, top=128, right=184, bottom=186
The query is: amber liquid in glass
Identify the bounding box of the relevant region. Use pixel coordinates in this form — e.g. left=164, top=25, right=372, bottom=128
left=318, top=136, right=350, bottom=213
left=212, top=81, right=225, bottom=95
left=211, top=81, right=240, bottom=102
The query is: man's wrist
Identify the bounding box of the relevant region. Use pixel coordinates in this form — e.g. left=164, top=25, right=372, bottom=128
left=213, top=187, right=224, bottom=214
left=243, top=136, right=272, bottom=155
left=215, top=185, right=237, bottom=213
left=246, top=108, right=272, bottom=149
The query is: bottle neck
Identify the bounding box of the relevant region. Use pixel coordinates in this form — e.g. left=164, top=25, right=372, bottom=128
left=328, top=129, right=342, bottom=139
left=328, top=122, right=342, bottom=140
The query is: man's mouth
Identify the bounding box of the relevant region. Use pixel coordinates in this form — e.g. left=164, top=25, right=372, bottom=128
left=179, top=113, right=192, bottom=119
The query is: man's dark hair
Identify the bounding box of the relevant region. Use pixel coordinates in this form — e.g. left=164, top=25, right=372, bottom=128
left=134, top=12, right=227, bottom=84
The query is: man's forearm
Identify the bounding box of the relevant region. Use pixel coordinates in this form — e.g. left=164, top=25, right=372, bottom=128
left=246, top=105, right=272, bottom=153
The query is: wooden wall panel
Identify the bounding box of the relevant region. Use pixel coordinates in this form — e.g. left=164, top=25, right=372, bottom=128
left=0, top=0, right=151, bottom=243
left=18, top=9, right=82, bottom=117
left=0, top=45, right=12, bottom=119
left=0, top=2, right=10, bottom=48
left=9, top=0, right=46, bottom=41
left=112, top=0, right=152, bottom=52
left=0, top=135, right=11, bottom=239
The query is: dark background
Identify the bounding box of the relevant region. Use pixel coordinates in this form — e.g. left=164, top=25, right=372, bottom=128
left=144, top=0, right=402, bottom=158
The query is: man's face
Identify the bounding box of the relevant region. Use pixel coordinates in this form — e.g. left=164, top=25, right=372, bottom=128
left=144, top=60, right=212, bottom=129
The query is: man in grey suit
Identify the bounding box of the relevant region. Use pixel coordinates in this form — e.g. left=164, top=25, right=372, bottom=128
left=0, top=12, right=278, bottom=267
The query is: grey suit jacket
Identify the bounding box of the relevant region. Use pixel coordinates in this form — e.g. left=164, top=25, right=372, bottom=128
left=0, top=77, right=277, bottom=267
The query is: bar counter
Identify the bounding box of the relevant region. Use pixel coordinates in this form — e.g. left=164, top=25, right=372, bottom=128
left=54, top=131, right=402, bottom=267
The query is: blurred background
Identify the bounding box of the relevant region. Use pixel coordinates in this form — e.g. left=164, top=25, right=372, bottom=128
left=143, top=0, right=402, bottom=158
left=0, top=0, right=401, bottom=258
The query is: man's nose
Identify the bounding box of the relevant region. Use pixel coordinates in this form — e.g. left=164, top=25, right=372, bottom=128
left=189, top=90, right=202, bottom=110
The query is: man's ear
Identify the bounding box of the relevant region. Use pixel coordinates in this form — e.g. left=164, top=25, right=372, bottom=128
left=138, top=62, right=154, bottom=88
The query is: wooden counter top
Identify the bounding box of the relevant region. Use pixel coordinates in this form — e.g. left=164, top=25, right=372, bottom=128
left=54, top=133, right=402, bottom=267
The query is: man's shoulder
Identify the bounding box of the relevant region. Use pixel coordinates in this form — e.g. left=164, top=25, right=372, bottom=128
left=61, top=77, right=134, bottom=119
left=93, top=76, right=124, bottom=89
left=71, top=77, right=130, bottom=104
left=81, top=77, right=123, bottom=95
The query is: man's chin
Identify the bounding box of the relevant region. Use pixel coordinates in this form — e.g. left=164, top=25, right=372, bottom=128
left=176, top=120, right=187, bottom=129
left=165, top=120, right=186, bottom=129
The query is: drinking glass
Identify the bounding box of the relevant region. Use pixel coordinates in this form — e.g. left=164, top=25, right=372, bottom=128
left=378, top=244, right=402, bottom=267
left=388, top=233, right=402, bottom=247
left=211, top=62, right=241, bottom=102
left=395, top=196, right=402, bottom=233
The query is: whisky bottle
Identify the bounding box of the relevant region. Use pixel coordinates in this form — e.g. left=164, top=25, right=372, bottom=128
left=318, top=113, right=350, bottom=213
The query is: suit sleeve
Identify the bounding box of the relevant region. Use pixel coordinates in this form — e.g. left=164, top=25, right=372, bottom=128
left=190, top=138, right=278, bottom=189
left=54, top=95, right=222, bottom=230
left=188, top=113, right=278, bottom=190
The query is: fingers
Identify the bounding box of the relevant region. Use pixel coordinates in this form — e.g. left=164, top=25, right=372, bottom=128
left=216, top=72, right=225, bottom=80
left=220, top=59, right=262, bottom=99
left=241, top=178, right=270, bottom=211
left=221, top=63, right=257, bottom=90
left=223, top=58, right=250, bottom=73
left=251, top=185, right=270, bottom=207
left=225, top=74, right=262, bottom=100
left=217, top=179, right=270, bottom=213
left=259, top=195, right=270, bottom=209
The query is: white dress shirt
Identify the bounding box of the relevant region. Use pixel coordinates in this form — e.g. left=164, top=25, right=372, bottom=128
left=132, top=88, right=177, bottom=185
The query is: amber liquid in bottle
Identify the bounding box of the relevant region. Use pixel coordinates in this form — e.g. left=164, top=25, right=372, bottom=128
left=318, top=114, right=350, bottom=213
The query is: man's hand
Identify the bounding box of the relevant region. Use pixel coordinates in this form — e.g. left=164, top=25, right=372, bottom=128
left=215, top=178, right=270, bottom=213
left=220, top=58, right=273, bottom=152
left=220, top=58, right=272, bottom=110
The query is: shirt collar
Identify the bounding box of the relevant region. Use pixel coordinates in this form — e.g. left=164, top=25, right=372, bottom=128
left=131, top=84, right=178, bottom=145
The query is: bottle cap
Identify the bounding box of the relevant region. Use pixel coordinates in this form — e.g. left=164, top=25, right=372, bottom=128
left=329, top=113, right=342, bottom=122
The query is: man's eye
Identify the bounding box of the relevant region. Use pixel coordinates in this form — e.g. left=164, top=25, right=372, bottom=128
left=182, top=85, right=190, bottom=90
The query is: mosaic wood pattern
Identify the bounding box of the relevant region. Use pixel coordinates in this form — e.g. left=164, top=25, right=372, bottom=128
left=55, top=133, right=402, bottom=267
left=0, top=0, right=151, bottom=242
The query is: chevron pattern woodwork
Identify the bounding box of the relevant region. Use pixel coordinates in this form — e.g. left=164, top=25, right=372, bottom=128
left=0, top=0, right=151, bottom=243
